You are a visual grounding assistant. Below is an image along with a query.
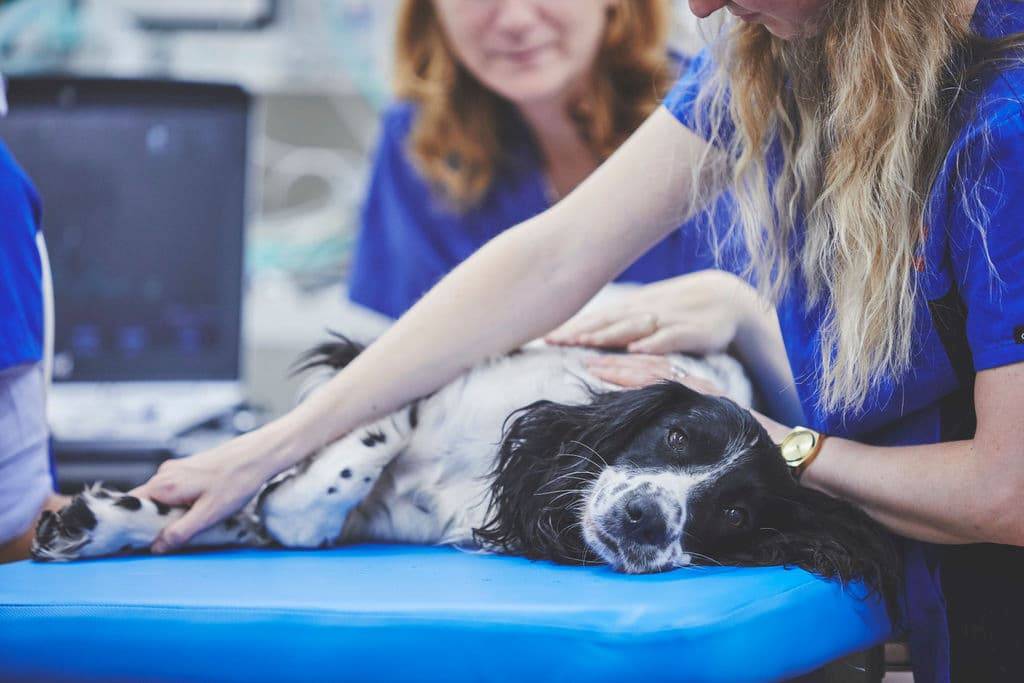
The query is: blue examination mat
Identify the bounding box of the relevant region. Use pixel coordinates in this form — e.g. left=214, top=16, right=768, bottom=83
left=0, top=545, right=890, bottom=682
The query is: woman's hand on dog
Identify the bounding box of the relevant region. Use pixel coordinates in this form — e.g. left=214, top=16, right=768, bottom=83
left=131, top=424, right=291, bottom=553
left=587, top=354, right=791, bottom=442
left=546, top=269, right=760, bottom=355
left=584, top=354, right=725, bottom=395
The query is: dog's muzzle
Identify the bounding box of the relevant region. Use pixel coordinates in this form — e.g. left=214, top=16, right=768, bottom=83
left=620, top=492, right=671, bottom=547
left=585, top=474, right=689, bottom=573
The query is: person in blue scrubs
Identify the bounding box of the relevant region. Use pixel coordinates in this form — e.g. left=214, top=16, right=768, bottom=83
left=348, top=0, right=735, bottom=319
left=0, top=79, right=65, bottom=563
left=139, top=2, right=1022, bottom=679
left=547, top=1, right=1024, bottom=679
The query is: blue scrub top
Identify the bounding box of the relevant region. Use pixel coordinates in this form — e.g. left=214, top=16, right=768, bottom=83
left=666, top=1, right=1024, bottom=680
left=349, top=101, right=736, bottom=318
left=0, top=141, right=43, bottom=371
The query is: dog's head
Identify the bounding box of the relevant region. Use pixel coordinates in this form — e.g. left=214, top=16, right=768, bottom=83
left=475, top=382, right=899, bottom=605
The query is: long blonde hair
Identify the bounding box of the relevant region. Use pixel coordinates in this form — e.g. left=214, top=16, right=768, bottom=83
left=695, top=0, right=1021, bottom=415
left=394, top=0, right=672, bottom=208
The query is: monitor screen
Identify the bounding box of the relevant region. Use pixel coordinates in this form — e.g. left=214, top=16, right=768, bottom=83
left=0, top=78, right=248, bottom=382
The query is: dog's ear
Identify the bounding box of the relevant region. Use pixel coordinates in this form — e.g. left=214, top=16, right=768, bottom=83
left=474, top=399, right=601, bottom=564
left=724, top=482, right=902, bottom=613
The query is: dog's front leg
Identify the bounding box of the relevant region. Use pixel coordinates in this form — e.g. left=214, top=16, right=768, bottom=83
left=32, top=485, right=267, bottom=561
left=257, top=409, right=413, bottom=548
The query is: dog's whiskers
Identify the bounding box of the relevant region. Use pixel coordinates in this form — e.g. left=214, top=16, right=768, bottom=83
left=568, top=440, right=609, bottom=468
left=535, top=488, right=583, bottom=499
left=536, top=470, right=595, bottom=492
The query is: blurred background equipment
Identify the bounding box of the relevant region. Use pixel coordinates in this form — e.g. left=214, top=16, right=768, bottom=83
left=0, top=76, right=249, bottom=440
left=0, top=76, right=254, bottom=489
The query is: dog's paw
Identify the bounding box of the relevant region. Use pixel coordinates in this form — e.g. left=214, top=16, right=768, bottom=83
left=32, top=488, right=108, bottom=561
left=32, top=485, right=178, bottom=562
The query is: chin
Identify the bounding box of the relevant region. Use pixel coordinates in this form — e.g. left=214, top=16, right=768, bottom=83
left=484, top=72, right=580, bottom=110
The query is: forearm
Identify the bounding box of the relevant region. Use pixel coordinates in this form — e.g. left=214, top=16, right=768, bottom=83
left=747, top=365, right=1024, bottom=547
left=279, top=218, right=608, bottom=463
left=732, top=298, right=806, bottom=426
left=800, top=437, right=1018, bottom=545
left=259, top=110, right=717, bottom=476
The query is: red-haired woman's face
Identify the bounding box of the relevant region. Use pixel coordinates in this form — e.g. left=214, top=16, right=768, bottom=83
left=688, top=0, right=829, bottom=39
left=433, top=0, right=615, bottom=106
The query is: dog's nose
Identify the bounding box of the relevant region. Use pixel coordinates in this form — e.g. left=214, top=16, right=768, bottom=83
left=621, top=494, right=669, bottom=546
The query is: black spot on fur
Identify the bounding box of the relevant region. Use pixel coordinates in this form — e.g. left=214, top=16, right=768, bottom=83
left=63, top=496, right=98, bottom=532
left=153, top=500, right=171, bottom=515
left=115, top=496, right=142, bottom=511
left=236, top=530, right=247, bottom=540
left=120, top=544, right=133, bottom=553
left=341, top=469, right=352, bottom=479
left=363, top=477, right=372, bottom=483
left=408, top=402, right=419, bottom=429
left=224, top=517, right=238, bottom=530
left=93, top=489, right=112, bottom=499
left=328, top=487, right=337, bottom=494
left=360, top=430, right=386, bottom=447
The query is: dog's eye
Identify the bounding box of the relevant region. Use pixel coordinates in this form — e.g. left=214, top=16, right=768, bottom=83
left=666, top=428, right=688, bottom=451
left=723, top=507, right=748, bottom=528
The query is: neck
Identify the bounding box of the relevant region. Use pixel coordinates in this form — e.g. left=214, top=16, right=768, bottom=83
left=516, top=95, right=599, bottom=201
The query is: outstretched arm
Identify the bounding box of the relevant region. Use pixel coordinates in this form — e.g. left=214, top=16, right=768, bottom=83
left=135, top=108, right=727, bottom=551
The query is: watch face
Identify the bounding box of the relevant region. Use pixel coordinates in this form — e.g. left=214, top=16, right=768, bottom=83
left=781, top=430, right=817, bottom=466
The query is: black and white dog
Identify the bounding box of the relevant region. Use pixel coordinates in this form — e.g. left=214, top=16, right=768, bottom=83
left=33, top=338, right=899, bottom=605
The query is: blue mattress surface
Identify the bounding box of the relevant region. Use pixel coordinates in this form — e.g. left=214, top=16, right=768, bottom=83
left=0, top=545, right=890, bottom=682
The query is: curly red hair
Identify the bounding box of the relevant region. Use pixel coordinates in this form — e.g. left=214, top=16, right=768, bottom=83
left=393, top=0, right=673, bottom=208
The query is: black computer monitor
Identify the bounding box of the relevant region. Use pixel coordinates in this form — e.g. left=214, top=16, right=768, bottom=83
left=0, top=77, right=249, bottom=382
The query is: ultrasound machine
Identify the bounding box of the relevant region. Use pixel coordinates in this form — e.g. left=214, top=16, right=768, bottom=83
left=0, top=77, right=253, bottom=487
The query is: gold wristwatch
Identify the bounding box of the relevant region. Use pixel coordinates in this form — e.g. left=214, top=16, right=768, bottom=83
left=779, top=427, right=827, bottom=480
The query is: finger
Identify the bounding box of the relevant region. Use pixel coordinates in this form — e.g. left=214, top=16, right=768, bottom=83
left=578, top=315, right=658, bottom=348
left=151, top=495, right=224, bottom=553
left=587, top=355, right=671, bottom=372
left=628, top=326, right=709, bottom=355
left=130, top=475, right=204, bottom=507
left=546, top=312, right=618, bottom=344
left=679, top=376, right=724, bottom=396
left=587, top=365, right=663, bottom=388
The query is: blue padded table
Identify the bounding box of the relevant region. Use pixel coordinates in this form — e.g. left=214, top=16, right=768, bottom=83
left=0, top=545, right=890, bottom=682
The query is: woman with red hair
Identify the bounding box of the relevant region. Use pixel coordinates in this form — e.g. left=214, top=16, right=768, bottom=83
left=348, top=0, right=739, bottom=317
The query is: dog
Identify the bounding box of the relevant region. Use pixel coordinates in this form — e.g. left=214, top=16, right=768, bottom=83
left=32, top=337, right=899, bottom=606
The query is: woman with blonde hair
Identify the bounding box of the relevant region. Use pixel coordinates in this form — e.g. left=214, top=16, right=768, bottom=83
left=348, top=0, right=739, bottom=317
left=140, top=1, right=1024, bottom=678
